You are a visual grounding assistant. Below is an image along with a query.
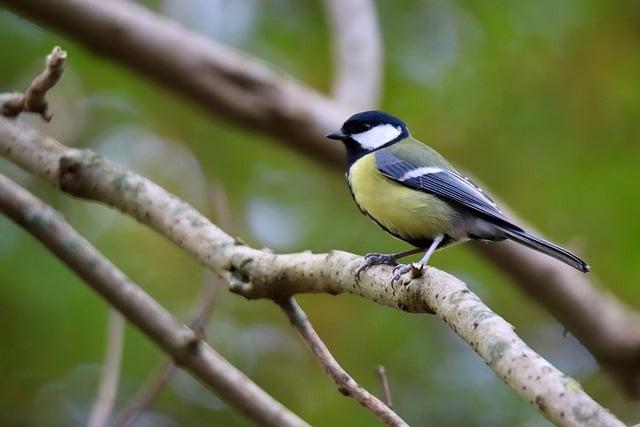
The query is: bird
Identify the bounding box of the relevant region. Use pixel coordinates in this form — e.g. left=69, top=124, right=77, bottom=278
left=325, top=110, right=590, bottom=283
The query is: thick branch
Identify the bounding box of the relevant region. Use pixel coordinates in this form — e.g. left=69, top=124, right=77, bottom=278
left=3, top=0, right=639, bottom=392
left=0, top=0, right=348, bottom=165
left=0, top=117, right=623, bottom=427
left=0, top=46, right=66, bottom=121
left=323, top=0, right=382, bottom=108
left=279, top=298, right=406, bottom=426
left=0, top=171, right=307, bottom=427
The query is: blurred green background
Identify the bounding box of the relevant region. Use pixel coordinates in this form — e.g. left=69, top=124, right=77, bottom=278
left=1, top=0, right=640, bottom=425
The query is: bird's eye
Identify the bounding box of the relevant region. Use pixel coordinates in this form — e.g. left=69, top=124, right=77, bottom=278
left=362, top=123, right=372, bottom=131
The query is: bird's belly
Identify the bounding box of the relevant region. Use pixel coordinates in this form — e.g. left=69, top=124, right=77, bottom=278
left=348, top=155, right=459, bottom=243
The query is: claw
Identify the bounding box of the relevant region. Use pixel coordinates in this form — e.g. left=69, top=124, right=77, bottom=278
left=391, top=262, right=425, bottom=285
left=391, top=263, right=413, bottom=285
left=356, top=253, right=398, bottom=279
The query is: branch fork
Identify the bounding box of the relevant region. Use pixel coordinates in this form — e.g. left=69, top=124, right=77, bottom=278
left=0, top=46, right=66, bottom=121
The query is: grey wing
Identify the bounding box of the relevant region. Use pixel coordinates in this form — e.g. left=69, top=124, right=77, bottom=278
left=375, top=150, right=522, bottom=230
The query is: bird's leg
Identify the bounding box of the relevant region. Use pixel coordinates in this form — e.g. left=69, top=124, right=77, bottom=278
left=356, top=247, right=424, bottom=278
left=392, top=234, right=444, bottom=284
left=393, top=247, right=426, bottom=260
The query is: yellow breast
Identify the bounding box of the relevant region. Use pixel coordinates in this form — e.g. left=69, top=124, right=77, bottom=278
left=348, top=154, right=456, bottom=243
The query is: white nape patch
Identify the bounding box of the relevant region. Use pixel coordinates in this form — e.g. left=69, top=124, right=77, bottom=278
left=399, top=167, right=444, bottom=181
left=351, top=124, right=402, bottom=150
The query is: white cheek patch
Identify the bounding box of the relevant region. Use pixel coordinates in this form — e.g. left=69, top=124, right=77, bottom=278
left=399, top=167, right=444, bottom=181
left=351, top=124, right=402, bottom=150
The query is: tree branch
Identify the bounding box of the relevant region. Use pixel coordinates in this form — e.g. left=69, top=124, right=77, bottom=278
left=375, top=365, right=394, bottom=409
left=116, top=184, right=230, bottom=426
left=115, top=277, right=221, bottom=427
left=279, top=297, right=407, bottom=426
left=3, top=0, right=638, bottom=392
left=88, top=309, right=125, bottom=427
left=0, top=0, right=347, bottom=165
left=0, top=117, right=624, bottom=427
left=0, top=171, right=308, bottom=427
left=323, top=0, right=382, bottom=109
left=115, top=361, right=178, bottom=427
left=473, top=241, right=640, bottom=394
left=0, top=45, right=66, bottom=121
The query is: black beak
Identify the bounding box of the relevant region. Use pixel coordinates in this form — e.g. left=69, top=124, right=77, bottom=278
left=325, top=129, right=346, bottom=141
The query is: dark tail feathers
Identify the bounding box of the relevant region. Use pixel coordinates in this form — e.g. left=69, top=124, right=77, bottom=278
left=497, top=227, right=590, bottom=273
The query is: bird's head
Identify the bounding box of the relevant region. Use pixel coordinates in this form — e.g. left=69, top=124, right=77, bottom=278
left=326, top=111, right=409, bottom=153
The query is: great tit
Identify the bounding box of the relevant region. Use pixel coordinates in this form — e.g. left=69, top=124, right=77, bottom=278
left=326, top=111, right=590, bottom=282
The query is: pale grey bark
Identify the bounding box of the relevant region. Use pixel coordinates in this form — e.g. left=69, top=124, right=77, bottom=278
left=0, top=46, right=66, bottom=121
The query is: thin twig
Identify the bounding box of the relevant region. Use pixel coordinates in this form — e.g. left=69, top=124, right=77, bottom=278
left=208, top=182, right=233, bottom=234
left=87, top=309, right=126, bottom=427
left=278, top=297, right=408, bottom=427
left=0, top=46, right=66, bottom=121
left=116, top=361, right=177, bottom=427
left=3, top=0, right=638, bottom=393
left=375, top=365, right=393, bottom=409
left=0, top=172, right=308, bottom=427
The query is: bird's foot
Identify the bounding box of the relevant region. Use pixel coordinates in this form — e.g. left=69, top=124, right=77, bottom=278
left=391, top=262, right=425, bottom=285
left=356, top=253, right=398, bottom=279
